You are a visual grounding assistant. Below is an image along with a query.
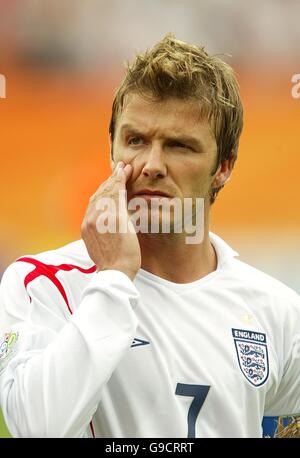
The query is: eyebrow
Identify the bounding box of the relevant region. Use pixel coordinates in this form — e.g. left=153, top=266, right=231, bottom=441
left=120, top=123, right=204, bottom=151
left=119, top=124, right=143, bottom=139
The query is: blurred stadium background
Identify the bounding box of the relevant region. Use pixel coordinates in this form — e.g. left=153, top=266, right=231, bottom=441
left=0, top=0, right=299, bottom=438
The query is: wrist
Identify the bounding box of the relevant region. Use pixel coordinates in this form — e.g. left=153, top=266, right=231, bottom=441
left=96, top=265, right=139, bottom=282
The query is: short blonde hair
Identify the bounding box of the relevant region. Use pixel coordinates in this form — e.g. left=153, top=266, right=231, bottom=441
left=109, top=33, right=243, bottom=203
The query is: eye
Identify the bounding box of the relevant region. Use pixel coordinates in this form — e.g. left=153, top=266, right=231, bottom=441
left=170, top=141, right=192, bottom=150
left=128, top=136, right=144, bottom=146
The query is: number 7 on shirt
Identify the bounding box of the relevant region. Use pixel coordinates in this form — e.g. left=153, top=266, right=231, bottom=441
left=176, top=383, right=210, bottom=438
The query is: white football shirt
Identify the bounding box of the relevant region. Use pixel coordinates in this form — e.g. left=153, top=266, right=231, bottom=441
left=0, top=232, right=299, bottom=437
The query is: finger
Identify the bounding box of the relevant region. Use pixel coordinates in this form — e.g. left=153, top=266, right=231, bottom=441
left=115, top=164, right=132, bottom=194
left=123, top=164, right=133, bottom=182
left=116, top=163, right=126, bottom=188
left=112, top=161, right=124, bottom=176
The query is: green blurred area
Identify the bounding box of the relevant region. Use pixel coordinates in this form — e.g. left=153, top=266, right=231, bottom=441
left=0, top=410, right=11, bottom=438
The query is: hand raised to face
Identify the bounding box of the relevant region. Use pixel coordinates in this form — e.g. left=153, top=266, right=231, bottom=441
left=81, top=162, right=141, bottom=281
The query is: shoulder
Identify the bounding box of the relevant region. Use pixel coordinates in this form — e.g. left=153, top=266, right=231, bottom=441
left=0, top=240, right=94, bottom=322
left=17, top=239, right=92, bottom=268
left=211, top=231, right=299, bottom=305
left=228, top=257, right=299, bottom=297
left=1, top=239, right=92, bottom=278
left=0, top=239, right=94, bottom=300
left=224, top=257, right=300, bottom=316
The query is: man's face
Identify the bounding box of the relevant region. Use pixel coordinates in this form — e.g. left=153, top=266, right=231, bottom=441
left=111, top=93, right=221, bottom=230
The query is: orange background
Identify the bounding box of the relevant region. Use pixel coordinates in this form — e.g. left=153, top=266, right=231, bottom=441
left=0, top=64, right=299, bottom=289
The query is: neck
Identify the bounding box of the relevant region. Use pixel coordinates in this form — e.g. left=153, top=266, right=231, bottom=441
left=138, top=230, right=217, bottom=284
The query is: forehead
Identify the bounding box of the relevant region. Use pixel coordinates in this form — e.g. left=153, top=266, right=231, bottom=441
left=117, top=93, right=213, bottom=139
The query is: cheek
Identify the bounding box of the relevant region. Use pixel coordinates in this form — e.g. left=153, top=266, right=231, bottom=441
left=113, top=141, right=138, bottom=164
left=183, top=166, right=214, bottom=196
left=113, top=146, right=142, bottom=182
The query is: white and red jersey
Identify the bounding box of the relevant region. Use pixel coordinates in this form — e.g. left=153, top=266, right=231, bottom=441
left=0, top=232, right=300, bottom=438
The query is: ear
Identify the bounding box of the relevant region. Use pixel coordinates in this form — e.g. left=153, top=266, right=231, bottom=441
left=211, top=152, right=235, bottom=189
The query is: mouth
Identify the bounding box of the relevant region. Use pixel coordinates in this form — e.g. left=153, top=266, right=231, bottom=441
left=133, top=189, right=171, bottom=199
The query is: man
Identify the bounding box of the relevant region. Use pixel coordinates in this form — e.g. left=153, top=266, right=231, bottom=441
left=0, top=33, right=300, bottom=438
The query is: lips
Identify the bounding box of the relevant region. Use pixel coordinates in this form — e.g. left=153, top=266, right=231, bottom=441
left=133, top=189, right=171, bottom=198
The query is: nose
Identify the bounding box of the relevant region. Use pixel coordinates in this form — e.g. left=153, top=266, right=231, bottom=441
left=141, top=144, right=167, bottom=179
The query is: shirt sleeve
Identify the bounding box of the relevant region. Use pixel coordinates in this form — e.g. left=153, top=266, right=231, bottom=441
left=0, top=261, right=139, bottom=438
left=264, top=290, right=300, bottom=417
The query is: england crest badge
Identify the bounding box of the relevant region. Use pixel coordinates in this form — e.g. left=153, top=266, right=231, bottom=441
left=232, top=328, right=269, bottom=387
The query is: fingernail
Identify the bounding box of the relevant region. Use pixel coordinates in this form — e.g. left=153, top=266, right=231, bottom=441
left=117, top=167, right=123, bottom=177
